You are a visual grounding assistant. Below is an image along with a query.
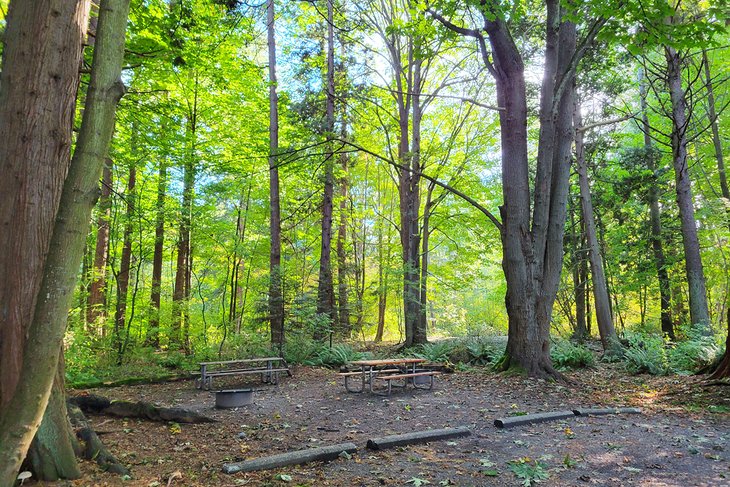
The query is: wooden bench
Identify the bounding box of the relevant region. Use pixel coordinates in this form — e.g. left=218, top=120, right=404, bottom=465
left=374, top=371, right=439, bottom=396
left=196, top=358, right=291, bottom=390
left=338, top=368, right=402, bottom=393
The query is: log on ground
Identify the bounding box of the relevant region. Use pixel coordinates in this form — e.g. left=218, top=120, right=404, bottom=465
left=366, top=427, right=471, bottom=450
left=222, top=442, right=358, bottom=474
left=573, top=407, right=642, bottom=416
left=67, top=403, right=130, bottom=476
left=494, top=410, right=576, bottom=429
left=69, top=394, right=215, bottom=423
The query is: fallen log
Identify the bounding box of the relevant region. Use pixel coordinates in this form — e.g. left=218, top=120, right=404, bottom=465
left=573, top=407, right=641, bottom=416
left=494, top=410, right=576, bottom=429
left=366, top=427, right=471, bottom=450
left=69, top=394, right=215, bottom=423
left=67, top=403, right=130, bottom=476
left=222, top=442, right=358, bottom=474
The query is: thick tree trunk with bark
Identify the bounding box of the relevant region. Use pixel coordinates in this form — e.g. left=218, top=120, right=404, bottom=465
left=639, top=68, right=674, bottom=339
left=316, top=0, right=337, bottom=338
left=490, top=5, right=575, bottom=379
left=574, top=98, right=623, bottom=357
left=665, top=46, right=711, bottom=335
left=87, top=159, right=113, bottom=328
left=148, top=160, right=167, bottom=348
left=0, top=0, right=128, bottom=482
left=267, top=0, right=284, bottom=349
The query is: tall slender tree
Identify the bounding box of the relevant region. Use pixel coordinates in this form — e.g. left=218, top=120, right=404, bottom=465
left=268, top=0, right=285, bottom=349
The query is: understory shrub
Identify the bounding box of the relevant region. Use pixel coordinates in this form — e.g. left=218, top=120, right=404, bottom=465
left=667, top=333, right=721, bottom=374
left=414, top=340, right=457, bottom=363
left=302, top=343, right=370, bottom=368
left=464, top=336, right=505, bottom=365
left=623, top=333, right=669, bottom=375
left=550, top=340, right=595, bottom=369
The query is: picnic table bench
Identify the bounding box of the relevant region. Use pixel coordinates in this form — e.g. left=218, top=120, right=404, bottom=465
left=196, top=357, right=291, bottom=390
left=339, top=358, right=439, bottom=395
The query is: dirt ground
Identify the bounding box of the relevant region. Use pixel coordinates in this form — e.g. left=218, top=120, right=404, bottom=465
left=29, top=364, right=730, bottom=486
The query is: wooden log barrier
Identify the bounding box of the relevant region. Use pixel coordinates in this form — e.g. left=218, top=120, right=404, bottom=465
left=573, top=407, right=642, bottom=416
left=366, top=427, right=471, bottom=450
left=493, top=410, right=576, bottom=429
left=221, top=442, right=358, bottom=474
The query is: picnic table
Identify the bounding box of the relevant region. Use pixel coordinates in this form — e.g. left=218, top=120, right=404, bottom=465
left=196, top=357, right=291, bottom=390
left=339, top=358, right=439, bottom=395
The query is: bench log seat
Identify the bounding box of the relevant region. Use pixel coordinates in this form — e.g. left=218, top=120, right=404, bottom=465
left=373, top=371, right=439, bottom=395
left=339, top=368, right=403, bottom=393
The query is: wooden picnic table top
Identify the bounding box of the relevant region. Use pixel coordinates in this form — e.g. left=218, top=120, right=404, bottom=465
left=198, top=357, right=284, bottom=366
left=349, top=358, right=426, bottom=366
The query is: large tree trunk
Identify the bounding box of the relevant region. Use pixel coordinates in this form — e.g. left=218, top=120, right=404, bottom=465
left=316, top=0, right=337, bottom=338
left=490, top=4, right=574, bottom=379
left=87, top=159, right=113, bottom=328
left=115, top=164, right=136, bottom=361
left=639, top=68, right=674, bottom=339
left=0, top=0, right=128, bottom=482
left=0, top=0, right=91, bottom=483
left=574, top=96, right=623, bottom=357
left=148, top=159, right=167, bottom=348
left=665, top=45, right=711, bottom=335
left=267, top=0, right=284, bottom=349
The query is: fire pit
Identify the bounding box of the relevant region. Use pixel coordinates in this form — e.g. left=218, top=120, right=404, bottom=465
left=215, top=388, right=254, bottom=408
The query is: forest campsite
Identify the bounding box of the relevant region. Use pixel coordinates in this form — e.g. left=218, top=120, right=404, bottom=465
left=0, top=0, right=729, bottom=486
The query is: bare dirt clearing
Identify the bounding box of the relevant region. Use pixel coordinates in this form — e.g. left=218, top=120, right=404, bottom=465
left=31, top=365, right=730, bottom=486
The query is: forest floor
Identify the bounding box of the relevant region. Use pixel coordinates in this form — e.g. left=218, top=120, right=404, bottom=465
left=34, top=363, right=730, bottom=486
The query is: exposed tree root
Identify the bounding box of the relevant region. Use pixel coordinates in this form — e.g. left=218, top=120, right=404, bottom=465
left=493, top=352, right=569, bottom=384
left=67, top=404, right=130, bottom=476
left=69, top=394, right=216, bottom=423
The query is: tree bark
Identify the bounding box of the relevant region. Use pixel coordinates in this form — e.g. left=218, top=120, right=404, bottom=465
left=87, top=159, right=113, bottom=328
left=172, top=90, right=197, bottom=352
left=115, top=164, right=136, bottom=361
left=0, top=0, right=128, bottom=481
left=574, top=94, right=623, bottom=357
left=638, top=67, right=674, bottom=339
left=267, top=0, right=284, bottom=349
left=665, top=45, right=711, bottom=335
left=336, top=38, right=351, bottom=338
left=316, top=0, right=337, bottom=338
left=148, top=159, right=167, bottom=348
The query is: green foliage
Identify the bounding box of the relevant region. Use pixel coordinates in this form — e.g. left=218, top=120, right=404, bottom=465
left=621, top=331, right=723, bottom=376
left=414, top=341, right=456, bottom=363
left=507, top=458, right=550, bottom=486
left=550, top=340, right=595, bottom=369
left=623, top=333, right=670, bottom=375
left=464, top=336, right=504, bottom=365
left=666, top=331, right=721, bottom=374
left=302, top=343, right=370, bottom=368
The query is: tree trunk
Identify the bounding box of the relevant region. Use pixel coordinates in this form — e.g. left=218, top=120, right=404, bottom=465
left=87, top=158, right=113, bottom=328
left=574, top=95, right=623, bottom=357
left=267, top=0, right=284, bottom=349
left=570, top=197, right=588, bottom=341
left=316, top=0, right=337, bottom=339
left=115, top=164, right=136, bottom=361
left=639, top=67, right=674, bottom=339
left=0, top=0, right=128, bottom=481
left=172, top=96, right=196, bottom=351
left=488, top=5, right=574, bottom=379
left=419, top=183, right=436, bottom=337
left=336, top=36, right=350, bottom=338
left=148, top=160, right=167, bottom=348
left=704, top=50, right=730, bottom=378
left=665, top=45, right=711, bottom=334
